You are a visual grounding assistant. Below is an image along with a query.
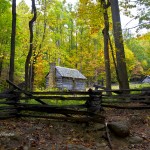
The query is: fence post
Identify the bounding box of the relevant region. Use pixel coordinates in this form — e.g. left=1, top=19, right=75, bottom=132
left=86, top=88, right=102, bottom=113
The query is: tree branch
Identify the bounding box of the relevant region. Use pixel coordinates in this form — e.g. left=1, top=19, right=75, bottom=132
left=123, top=22, right=150, bottom=30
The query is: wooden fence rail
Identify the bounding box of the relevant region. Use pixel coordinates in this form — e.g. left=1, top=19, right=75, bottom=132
left=0, top=80, right=150, bottom=121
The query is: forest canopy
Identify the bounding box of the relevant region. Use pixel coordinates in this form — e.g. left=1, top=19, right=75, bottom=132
left=0, top=0, right=149, bottom=91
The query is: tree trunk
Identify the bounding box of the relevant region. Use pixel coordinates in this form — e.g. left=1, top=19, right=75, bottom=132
left=9, top=0, right=16, bottom=83
left=75, top=30, right=78, bottom=68
left=110, top=0, right=129, bottom=90
left=0, top=55, right=4, bottom=77
left=102, top=0, right=111, bottom=94
left=31, top=0, right=47, bottom=91
left=108, top=35, right=121, bottom=85
left=25, top=0, right=36, bottom=90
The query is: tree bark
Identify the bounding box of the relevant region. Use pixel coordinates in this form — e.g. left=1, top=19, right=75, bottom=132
left=31, top=0, right=47, bottom=91
left=101, top=0, right=111, bottom=94
left=25, top=0, right=36, bottom=90
left=0, top=55, right=4, bottom=77
left=9, top=0, right=16, bottom=83
left=108, top=35, right=121, bottom=85
left=110, top=0, right=129, bottom=91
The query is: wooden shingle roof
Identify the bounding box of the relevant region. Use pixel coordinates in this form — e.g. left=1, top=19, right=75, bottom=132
left=56, top=66, right=87, bottom=79
left=142, top=75, right=150, bottom=83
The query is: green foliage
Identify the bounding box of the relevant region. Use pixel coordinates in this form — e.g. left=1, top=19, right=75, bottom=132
left=120, top=0, right=150, bottom=31
left=0, top=0, right=11, bottom=84
left=0, top=0, right=150, bottom=90
left=125, top=32, right=150, bottom=76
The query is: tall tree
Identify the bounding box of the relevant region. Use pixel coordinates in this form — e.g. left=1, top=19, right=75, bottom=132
left=101, top=0, right=111, bottom=92
left=110, top=0, right=129, bottom=90
left=31, top=0, right=47, bottom=90
left=25, top=0, right=36, bottom=90
left=9, top=0, right=16, bottom=83
left=16, top=0, right=30, bottom=83
left=0, top=0, right=11, bottom=79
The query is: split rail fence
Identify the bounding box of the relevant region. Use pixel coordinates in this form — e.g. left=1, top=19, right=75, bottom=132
left=0, top=80, right=150, bottom=123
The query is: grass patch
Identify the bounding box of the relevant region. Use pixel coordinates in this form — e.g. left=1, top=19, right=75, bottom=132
left=20, top=99, right=86, bottom=106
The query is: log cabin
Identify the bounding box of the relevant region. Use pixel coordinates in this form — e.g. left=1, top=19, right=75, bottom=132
left=45, top=63, right=87, bottom=91
left=142, top=75, right=150, bottom=83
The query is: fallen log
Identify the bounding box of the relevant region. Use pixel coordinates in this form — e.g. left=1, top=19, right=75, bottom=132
left=102, top=104, right=150, bottom=109
left=17, top=104, right=105, bottom=118
left=21, top=95, right=89, bottom=100
left=1, top=81, right=26, bottom=94
left=18, top=114, right=105, bottom=123
left=6, top=80, right=48, bottom=105
left=0, top=114, right=17, bottom=120
left=32, top=91, right=102, bottom=95
left=0, top=106, right=17, bottom=110
left=0, top=109, right=18, bottom=119
left=0, top=101, right=17, bottom=105
left=0, top=94, right=16, bottom=99
left=102, top=99, right=150, bottom=104
left=105, top=122, right=113, bottom=150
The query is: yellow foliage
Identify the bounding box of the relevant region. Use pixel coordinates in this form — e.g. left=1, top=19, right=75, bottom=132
left=141, top=60, right=148, bottom=68
left=124, top=44, right=136, bottom=73
left=34, top=54, right=47, bottom=87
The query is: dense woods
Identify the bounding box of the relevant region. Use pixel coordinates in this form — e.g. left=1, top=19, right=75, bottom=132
left=0, top=0, right=150, bottom=91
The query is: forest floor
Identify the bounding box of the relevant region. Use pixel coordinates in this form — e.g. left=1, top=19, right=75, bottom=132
left=0, top=107, right=150, bottom=150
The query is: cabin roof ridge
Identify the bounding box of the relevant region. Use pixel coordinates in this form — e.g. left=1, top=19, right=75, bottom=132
left=56, top=66, right=87, bottom=79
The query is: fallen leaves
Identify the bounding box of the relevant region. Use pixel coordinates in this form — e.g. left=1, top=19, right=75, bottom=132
left=0, top=108, right=150, bottom=150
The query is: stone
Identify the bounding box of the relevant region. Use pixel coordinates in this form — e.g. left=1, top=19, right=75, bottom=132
left=95, top=142, right=107, bottom=147
left=66, top=144, right=92, bottom=150
left=108, top=121, right=130, bottom=137
left=86, top=123, right=105, bottom=132
left=128, top=136, right=143, bottom=144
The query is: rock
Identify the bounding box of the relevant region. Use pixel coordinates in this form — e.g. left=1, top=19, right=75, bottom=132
left=93, top=123, right=105, bottom=130
left=108, top=121, right=130, bottom=137
left=95, top=143, right=110, bottom=150
left=86, top=123, right=105, bottom=132
left=95, top=142, right=107, bottom=147
left=128, top=136, right=143, bottom=144
left=66, top=144, right=92, bottom=150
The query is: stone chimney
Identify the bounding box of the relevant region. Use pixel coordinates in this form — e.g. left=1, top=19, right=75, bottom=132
left=48, top=62, right=56, bottom=88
